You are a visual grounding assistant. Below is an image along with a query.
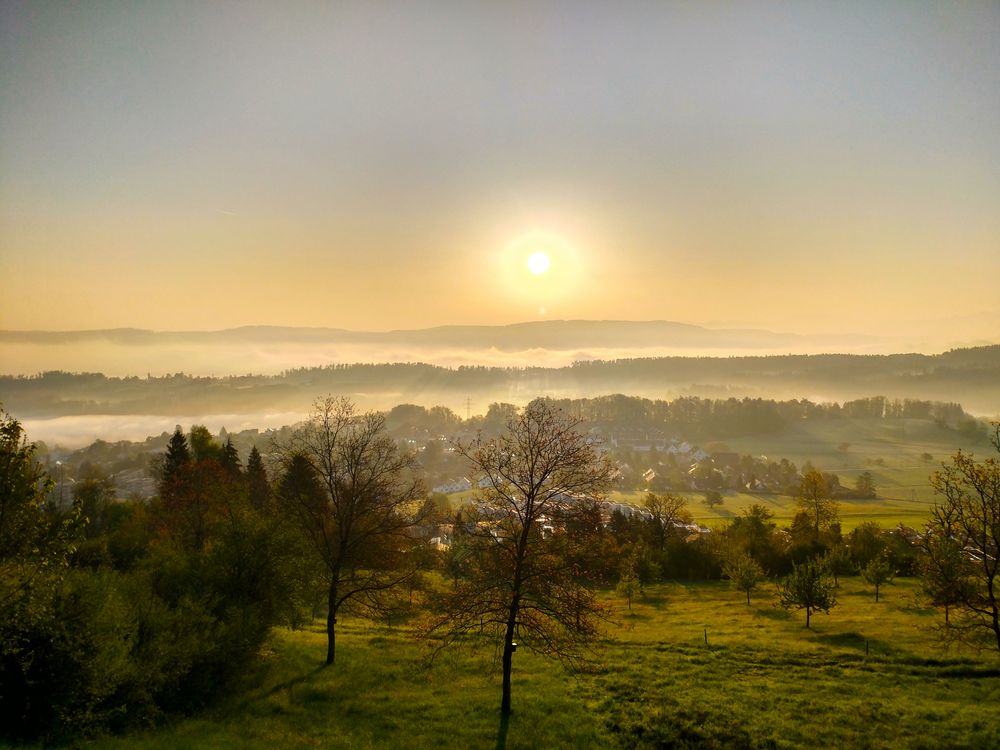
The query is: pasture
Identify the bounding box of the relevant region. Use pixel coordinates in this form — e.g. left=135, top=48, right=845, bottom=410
left=607, top=417, right=995, bottom=531
left=74, top=577, right=1000, bottom=749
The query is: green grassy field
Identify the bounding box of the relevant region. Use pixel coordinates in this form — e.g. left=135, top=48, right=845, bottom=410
left=602, top=418, right=996, bottom=531
left=723, top=417, right=985, bottom=504
left=608, top=489, right=935, bottom=532
left=70, top=577, right=999, bottom=750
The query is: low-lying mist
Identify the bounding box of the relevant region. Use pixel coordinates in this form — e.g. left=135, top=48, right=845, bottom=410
left=21, top=411, right=310, bottom=449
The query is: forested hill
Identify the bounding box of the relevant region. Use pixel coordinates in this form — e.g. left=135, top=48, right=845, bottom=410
left=2, top=346, right=998, bottom=419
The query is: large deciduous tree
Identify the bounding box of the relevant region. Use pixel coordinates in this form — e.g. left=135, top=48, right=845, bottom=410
left=0, top=408, right=72, bottom=606
left=923, top=423, right=1000, bottom=651
left=796, top=469, right=839, bottom=538
left=0, top=408, right=81, bottom=735
left=427, top=398, right=614, bottom=716
left=276, top=397, right=425, bottom=666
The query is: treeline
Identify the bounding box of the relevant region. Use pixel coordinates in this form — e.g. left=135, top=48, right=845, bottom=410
left=546, top=394, right=974, bottom=439
left=383, top=395, right=978, bottom=445
left=2, top=345, right=998, bottom=417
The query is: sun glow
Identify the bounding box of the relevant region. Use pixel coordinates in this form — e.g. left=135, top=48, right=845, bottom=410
left=527, top=251, right=550, bottom=275
left=496, top=229, right=586, bottom=318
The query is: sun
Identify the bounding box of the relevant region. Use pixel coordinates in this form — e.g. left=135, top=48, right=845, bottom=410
left=527, top=251, right=550, bottom=275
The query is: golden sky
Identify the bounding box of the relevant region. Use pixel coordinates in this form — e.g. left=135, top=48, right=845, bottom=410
left=1, top=2, right=998, bottom=345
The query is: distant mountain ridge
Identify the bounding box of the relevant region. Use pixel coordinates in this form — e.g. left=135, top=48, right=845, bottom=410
left=0, top=319, right=884, bottom=352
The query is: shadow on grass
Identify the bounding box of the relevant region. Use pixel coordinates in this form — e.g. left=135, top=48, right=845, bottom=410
left=752, top=607, right=791, bottom=622
left=260, top=663, right=327, bottom=701
left=815, top=631, right=893, bottom=655
left=640, top=593, right=669, bottom=609
left=621, top=610, right=653, bottom=622
left=495, top=712, right=510, bottom=750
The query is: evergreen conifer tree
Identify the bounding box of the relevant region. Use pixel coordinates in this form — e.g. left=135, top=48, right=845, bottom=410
left=246, top=445, right=270, bottom=509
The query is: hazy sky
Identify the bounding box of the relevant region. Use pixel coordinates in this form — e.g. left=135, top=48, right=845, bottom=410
left=2, top=2, right=998, bottom=342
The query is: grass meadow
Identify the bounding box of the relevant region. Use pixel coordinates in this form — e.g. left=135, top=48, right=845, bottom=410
left=607, top=417, right=995, bottom=532
left=64, top=577, right=1000, bottom=750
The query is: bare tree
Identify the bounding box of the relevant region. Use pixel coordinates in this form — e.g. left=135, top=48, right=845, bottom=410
left=276, top=397, right=426, bottom=666
left=643, top=492, right=688, bottom=552
left=923, top=423, right=1000, bottom=651
left=426, top=399, right=614, bottom=716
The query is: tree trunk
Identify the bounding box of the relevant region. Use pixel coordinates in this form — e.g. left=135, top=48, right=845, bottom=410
left=805, top=606, right=811, bottom=629
left=875, top=584, right=880, bottom=603
left=501, top=596, right=519, bottom=716
left=326, top=580, right=338, bottom=666
left=501, top=636, right=514, bottom=715
left=992, top=600, right=1000, bottom=653
left=746, top=589, right=751, bottom=606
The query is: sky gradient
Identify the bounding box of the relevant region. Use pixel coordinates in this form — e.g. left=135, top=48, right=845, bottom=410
left=1, top=2, right=998, bottom=346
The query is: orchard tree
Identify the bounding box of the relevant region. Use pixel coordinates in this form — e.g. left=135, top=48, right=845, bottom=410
left=920, top=529, right=973, bottom=626
left=861, top=553, right=895, bottom=603
left=276, top=397, right=426, bottom=666
left=779, top=558, right=837, bottom=628
left=723, top=553, right=765, bottom=605
left=823, top=545, right=854, bottom=586
left=923, top=424, right=1000, bottom=651
left=703, top=489, right=724, bottom=509
left=427, top=399, right=614, bottom=716
left=616, top=550, right=640, bottom=611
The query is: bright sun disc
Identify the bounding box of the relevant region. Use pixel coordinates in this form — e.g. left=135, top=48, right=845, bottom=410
left=527, top=251, right=550, bottom=275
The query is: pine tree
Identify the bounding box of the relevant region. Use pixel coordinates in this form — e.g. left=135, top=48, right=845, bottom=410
left=221, top=436, right=242, bottom=479
left=159, top=426, right=191, bottom=500
left=246, top=445, right=271, bottom=509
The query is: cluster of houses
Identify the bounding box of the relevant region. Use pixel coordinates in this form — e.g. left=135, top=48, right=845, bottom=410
left=417, top=494, right=712, bottom=552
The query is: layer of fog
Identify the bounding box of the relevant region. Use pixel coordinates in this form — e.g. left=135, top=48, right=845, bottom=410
left=22, top=412, right=309, bottom=450
left=21, top=386, right=844, bottom=450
